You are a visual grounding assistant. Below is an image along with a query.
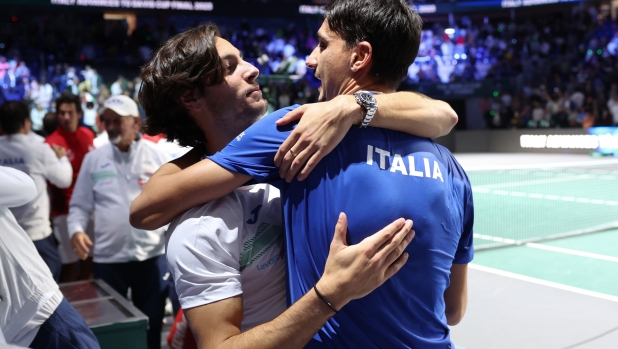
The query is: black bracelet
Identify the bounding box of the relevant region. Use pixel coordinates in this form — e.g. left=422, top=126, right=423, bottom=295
left=314, top=284, right=339, bottom=313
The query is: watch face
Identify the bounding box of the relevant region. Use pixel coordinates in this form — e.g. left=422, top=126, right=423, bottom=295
left=356, top=92, right=375, bottom=106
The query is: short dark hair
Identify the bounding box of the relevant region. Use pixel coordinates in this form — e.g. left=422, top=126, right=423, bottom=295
left=139, top=23, right=225, bottom=147
left=325, top=0, right=422, bottom=89
left=55, top=93, right=83, bottom=114
left=0, top=101, right=29, bottom=134
left=43, top=112, right=58, bottom=136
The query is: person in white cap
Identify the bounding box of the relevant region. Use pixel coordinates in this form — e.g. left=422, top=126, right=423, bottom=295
left=67, top=95, right=170, bottom=349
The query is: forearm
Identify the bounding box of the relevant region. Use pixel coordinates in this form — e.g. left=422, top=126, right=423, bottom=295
left=130, top=159, right=250, bottom=230
left=373, top=92, right=457, bottom=138
left=211, top=289, right=335, bottom=349
left=336, top=92, right=457, bottom=138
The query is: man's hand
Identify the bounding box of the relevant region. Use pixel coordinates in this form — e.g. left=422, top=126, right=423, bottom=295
left=316, top=213, right=414, bottom=311
left=51, top=144, right=67, bottom=159
left=71, top=231, right=93, bottom=260
left=274, top=95, right=359, bottom=183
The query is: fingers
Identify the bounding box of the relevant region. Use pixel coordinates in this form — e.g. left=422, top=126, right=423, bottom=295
left=275, top=131, right=300, bottom=168
left=297, top=150, right=325, bottom=182
left=383, top=252, right=409, bottom=280
left=373, top=220, right=413, bottom=261
left=284, top=146, right=314, bottom=183
left=275, top=105, right=307, bottom=126
left=330, top=212, right=349, bottom=250
left=73, top=239, right=89, bottom=260
left=359, top=218, right=406, bottom=256
left=382, top=228, right=415, bottom=267
left=72, top=232, right=92, bottom=260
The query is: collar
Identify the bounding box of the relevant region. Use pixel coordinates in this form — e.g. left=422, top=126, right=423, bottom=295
left=0, top=134, right=27, bottom=142
left=55, top=126, right=78, bottom=138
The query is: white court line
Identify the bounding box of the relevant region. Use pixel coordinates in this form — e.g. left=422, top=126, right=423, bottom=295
left=473, top=175, right=591, bottom=189
left=469, top=264, right=618, bottom=303
left=464, top=159, right=618, bottom=171
left=525, top=243, right=618, bottom=263
left=471, top=188, right=618, bottom=207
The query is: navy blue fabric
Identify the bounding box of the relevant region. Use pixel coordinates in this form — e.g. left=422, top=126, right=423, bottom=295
left=32, top=234, right=62, bottom=282
left=93, top=255, right=168, bottom=349
left=29, top=298, right=100, bottom=349
left=209, top=105, right=474, bottom=349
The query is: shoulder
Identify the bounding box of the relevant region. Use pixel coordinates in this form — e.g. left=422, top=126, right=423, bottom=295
left=83, top=144, right=111, bottom=163
left=45, top=131, right=63, bottom=145
left=77, top=127, right=95, bottom=141
left=171, top=191, right=244, bottom=231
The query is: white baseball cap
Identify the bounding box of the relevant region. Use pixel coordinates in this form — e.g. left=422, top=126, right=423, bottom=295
left=103, top=95, right=139, bottom=118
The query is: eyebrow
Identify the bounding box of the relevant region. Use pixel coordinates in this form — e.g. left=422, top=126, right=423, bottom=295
left=316, top=32, right=329, bottom=42
left=221, top=51, right=243, bottom=60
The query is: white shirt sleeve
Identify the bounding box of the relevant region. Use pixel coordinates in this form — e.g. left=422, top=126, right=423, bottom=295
left=0, top=166, right=37, bottom=208
left=42, top=145, right=73, bottom=189
left=166, top=195, right=245, bottom=310
left=67, top=155, right=94, bottom=238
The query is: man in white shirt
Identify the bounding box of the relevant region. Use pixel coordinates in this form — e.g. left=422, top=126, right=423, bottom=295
left=68, top=95, right=169, bottom=349
left=0, top=101, right=73, bottom=281
left=0, top=166, right=99, bottom=349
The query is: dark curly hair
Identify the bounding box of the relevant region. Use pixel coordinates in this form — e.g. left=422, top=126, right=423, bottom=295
left=55, top=92, right=83, bottom=115
left=139, top=23, right=225, bottom=147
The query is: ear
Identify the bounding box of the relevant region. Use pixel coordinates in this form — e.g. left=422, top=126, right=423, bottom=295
left=178, top=88, right=203, bottom=113
left=350, top=41, right=373, bottom=73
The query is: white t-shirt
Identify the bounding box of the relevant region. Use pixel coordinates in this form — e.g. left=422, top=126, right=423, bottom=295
left=166, top=184, right=286, bottom=332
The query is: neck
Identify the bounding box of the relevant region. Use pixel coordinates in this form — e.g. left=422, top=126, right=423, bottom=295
left=338, top=76, right=394, bottom=97
left=114, top=139, right=133, bottom=152
left=203, top=127, right=235, bottom=155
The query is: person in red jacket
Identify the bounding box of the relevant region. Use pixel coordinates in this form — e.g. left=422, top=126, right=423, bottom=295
left=45, top=93, right=95, bottom=282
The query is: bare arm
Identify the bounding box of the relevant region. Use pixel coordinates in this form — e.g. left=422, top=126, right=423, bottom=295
left=186, top=214, right=414, bottom=349
left=444, top=263, right=468, bottom=326
left=130, top=157, right=250, bottom=230
left=274, top=92, right=457, bottom=181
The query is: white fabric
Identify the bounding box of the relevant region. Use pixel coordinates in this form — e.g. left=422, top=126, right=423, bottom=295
left=27, top=132, right=45, bottom=143
left=0, top=167, right=63, bottom=346
left=93, top=131, right=108, bottom=149
left=53, top=215, right=95, bottom=264
left=166, top=184, right=286, bottom=332
left=0, top=134, right=73, bottom=241
left=68, top=139, right=169, bottom=263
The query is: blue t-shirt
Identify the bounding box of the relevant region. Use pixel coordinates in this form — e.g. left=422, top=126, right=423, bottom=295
left=210, top=105, right=474, bottom=349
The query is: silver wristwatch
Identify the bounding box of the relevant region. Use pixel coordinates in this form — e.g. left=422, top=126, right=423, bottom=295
left=354, top=91, right=378, bottom=128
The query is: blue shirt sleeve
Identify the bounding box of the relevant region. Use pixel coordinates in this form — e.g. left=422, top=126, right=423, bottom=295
left=453, top=175, right=474, bottom=264
left=208, top=105, right=301, bottom=183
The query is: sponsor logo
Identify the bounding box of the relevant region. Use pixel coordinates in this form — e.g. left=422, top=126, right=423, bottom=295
left=239, top=223, right=282, bottom=271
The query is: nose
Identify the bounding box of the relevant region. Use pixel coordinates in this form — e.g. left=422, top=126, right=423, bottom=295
left=306, top=47, right=318, bottom=69
left=243, top=61, right=260, bottom=82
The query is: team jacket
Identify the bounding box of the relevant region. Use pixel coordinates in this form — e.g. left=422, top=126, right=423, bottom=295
left=0, top=167, right=63, bottom=345
left=0, top=134, right=72, bottom=240
left=67, top=139, right=169, bottom=263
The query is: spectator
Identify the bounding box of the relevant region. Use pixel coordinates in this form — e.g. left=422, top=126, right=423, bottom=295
left=68, top=95, right=170, bottom=349
left=45, top=93, right=96, bottom=282
left=0, top=166, right=100, bottom=349
left=0, top=101, right=73, bottom=281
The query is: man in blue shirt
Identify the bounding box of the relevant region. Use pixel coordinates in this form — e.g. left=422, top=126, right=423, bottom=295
left=132, top=1, right=473, bottom=347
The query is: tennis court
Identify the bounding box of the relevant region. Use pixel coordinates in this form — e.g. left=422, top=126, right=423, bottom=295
left=451, top=154, right=618, bottom=349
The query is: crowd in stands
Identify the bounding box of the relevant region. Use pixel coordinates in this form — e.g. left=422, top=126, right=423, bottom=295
left=408, top=4, right=618, bottom=129
left=3, top=3, right=618, bottom=131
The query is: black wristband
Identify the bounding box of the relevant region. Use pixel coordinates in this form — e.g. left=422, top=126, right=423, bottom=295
left=314, top=284, right=339, bottom=313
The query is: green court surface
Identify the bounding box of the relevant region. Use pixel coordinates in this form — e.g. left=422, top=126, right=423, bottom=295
left=468, top=164, right=618, bottom=248
left=472, top=229, right=618, bottom=297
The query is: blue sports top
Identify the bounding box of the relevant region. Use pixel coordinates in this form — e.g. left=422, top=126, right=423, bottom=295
left=209, top=105, right=474, bottom=349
